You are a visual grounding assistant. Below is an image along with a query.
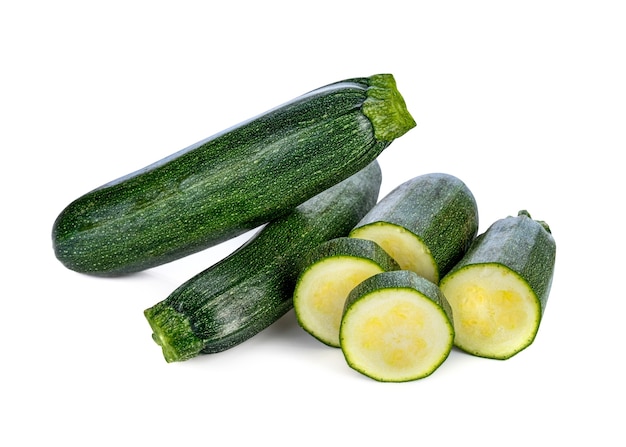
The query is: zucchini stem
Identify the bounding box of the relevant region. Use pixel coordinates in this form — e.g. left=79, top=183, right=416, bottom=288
left=144, top=304, right=204, bottom=362
left=363, top=74, right=416, bottom=142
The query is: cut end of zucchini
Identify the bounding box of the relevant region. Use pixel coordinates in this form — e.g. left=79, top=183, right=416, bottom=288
left=341, top=287, right=454, bottom=382
left=144, top=304, right=204, bottom=363
left=363, top=74, right=417, bottom=142
left=440, top=263, right=541, bottom=360
left=350, top=223, right=438, bottom=283
left=294, top=257, right=387, bottom=347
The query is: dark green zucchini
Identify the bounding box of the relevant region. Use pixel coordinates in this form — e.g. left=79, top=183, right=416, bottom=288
left=52, top=74, right=415, bottom=276
left=144, top=161, right=382, bottom=362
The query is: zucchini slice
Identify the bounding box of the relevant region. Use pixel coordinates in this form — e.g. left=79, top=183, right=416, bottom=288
left=440, top=210, right=556, bottom=360
left=144, top=161, right=382, bottom=362
left=53, top=74, right=415, bottom=276
left=340, top=270, right=454, bottom=382
left=293, top=237, right=399, bottom=347
left=349, top=173, right=478, bottom=284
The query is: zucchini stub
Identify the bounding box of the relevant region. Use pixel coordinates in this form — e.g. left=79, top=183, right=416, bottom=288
left=53, top=74, right=415, bottom=276
left=349, top=173, right=478, bottom=284
left=440, top=210, right=556, bottom=360
left=293, top=237, right=400, bottom=347
left=340, top=270, right=454, bottom=382
left=144, top=161, right=382, bottom=362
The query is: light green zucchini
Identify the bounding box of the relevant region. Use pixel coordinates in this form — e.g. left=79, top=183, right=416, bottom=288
left=439, top=210, right=556, bottom=360
left=349, top=173, right=478, bottom=284
left=340, top=270, right=454, bottom=382
left=293, top=237, right=400, bottom=347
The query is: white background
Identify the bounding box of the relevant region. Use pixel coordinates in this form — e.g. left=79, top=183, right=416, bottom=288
left=2, top=1, right=625, bottom=445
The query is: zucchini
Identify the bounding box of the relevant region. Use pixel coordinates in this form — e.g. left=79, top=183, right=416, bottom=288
left=144, top=161, right=382, bottom=362
left=340, top=270, right=454, bottom=382
left=439, top=210, right=556, bottom=360
left=52, top=74, right=415, bottom=276
left=293, top=237, right=400, bottom=347
left=349, top=173, right=478, bottom=284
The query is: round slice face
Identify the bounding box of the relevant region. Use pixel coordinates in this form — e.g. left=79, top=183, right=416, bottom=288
left=340, top=288, right=454, bottom=382
left=440, top=263, right=541, bottom=359
left=350, top=223, right=438, bottom=283
left=294, top=257, right=385, bottom=347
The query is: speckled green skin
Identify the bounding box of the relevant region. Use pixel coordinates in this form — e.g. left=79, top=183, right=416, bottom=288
left=144, top=161, right=382, bottom=362
left=52, top=74, right=415, bottom=276
left=350, top=173, right=479, bottom=281
left=443, top=210, right=556, bottom=312
left=299, top=236, right=400, bottom=275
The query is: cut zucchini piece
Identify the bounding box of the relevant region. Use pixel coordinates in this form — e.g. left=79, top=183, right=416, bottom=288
left=440, top=210, right=556, bottom=360
left=340, top=270, right=454, bottom=382
left=351, top=223, right=437, bottom=282
left=349, top=173, right=478, bottom=284
left=294, top=237, right=399, bottom=347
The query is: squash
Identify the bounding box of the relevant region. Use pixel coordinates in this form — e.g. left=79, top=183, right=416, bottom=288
left=144, top=162, right=382, bottom=362
left=440, top=210, right=556, bottom=359
left=52, top=74, right=415, bottom=276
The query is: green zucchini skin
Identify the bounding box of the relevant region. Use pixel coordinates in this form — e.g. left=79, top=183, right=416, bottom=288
left=299, top=237, right=400, bottom=274
left=349, top=173, right=479, bottom=282
left=52, top=74, right=415, bottom=276
left=144, top=161, right=382, bottom=362
left=444, top=210, right=556, bottom=313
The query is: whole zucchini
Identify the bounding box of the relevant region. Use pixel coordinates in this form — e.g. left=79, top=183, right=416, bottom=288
left=144, top=161, right=382, bottom=362
left=52, top=74, right=415, bottom=276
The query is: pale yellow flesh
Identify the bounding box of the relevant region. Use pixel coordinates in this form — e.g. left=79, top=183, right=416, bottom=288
left=294, top=257, right=384, bottom=347
left=350, top=224, right=438, bottom=283
left=340, top=290, right=454, bottom=382
left=440, top=264, right=541, bottom=359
